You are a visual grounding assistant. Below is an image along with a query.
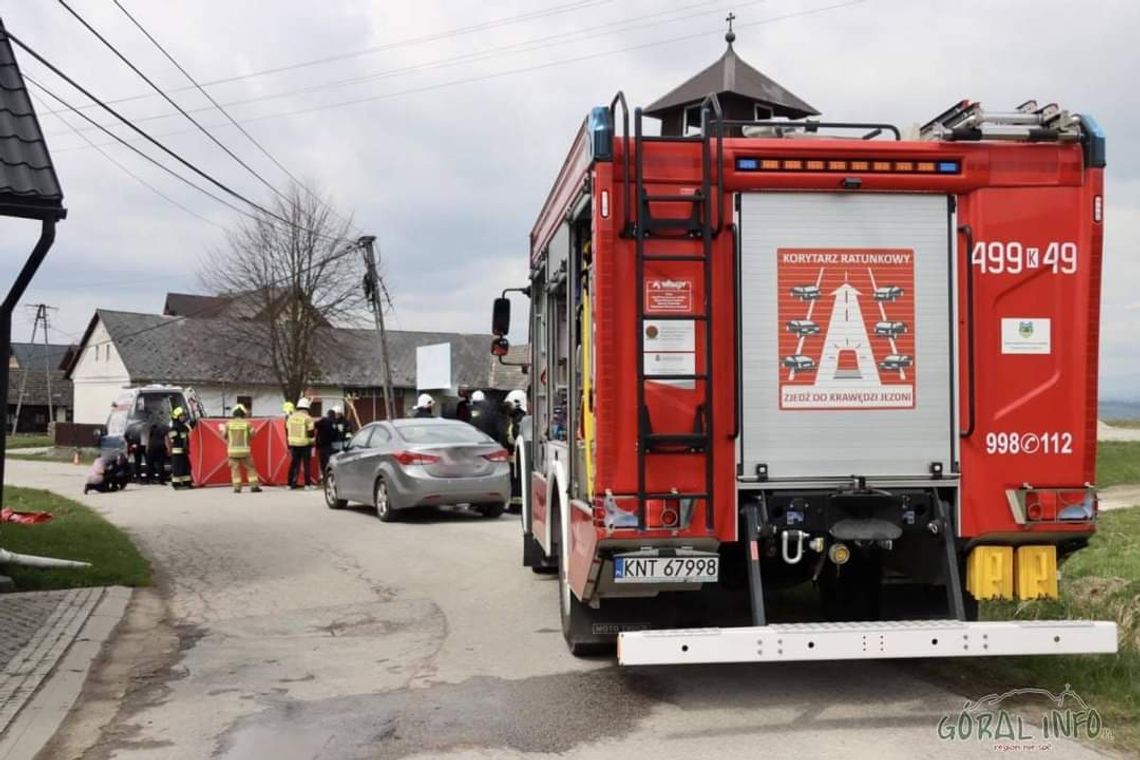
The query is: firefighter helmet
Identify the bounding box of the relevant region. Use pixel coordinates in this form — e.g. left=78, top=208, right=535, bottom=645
left=471, top=390, right=486, bottom=403
left=171, top=406, right=185, bottom=420
left=233, top=403, right=247, bottom=417
left=297, top=398, right=312, bottom=411
left=416, top=393, right=434, bottom=409
left=331, top=405, right=343, bottom=415
left=505, top=389, right=527, bottom=412
left=283, top=401, right=295, bottom=414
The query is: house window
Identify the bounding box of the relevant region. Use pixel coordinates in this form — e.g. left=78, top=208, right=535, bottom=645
left=683, top=105, right=704, bottom=135
left=236, top=395, right=253, bottom=415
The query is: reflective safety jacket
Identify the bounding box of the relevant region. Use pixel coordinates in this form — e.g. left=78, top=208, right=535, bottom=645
left=168, top=420, right=191, bottom=455
left=226, top=418, right=254, bottom=457
left=286, top=411, right=314, bottom=446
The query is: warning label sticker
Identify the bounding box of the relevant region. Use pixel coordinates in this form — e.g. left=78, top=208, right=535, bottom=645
left=777, top=248, right=916, bottom=410
left=645, top=278, right=693, bottom=314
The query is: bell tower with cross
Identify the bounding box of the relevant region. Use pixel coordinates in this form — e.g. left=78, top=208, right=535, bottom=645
left=644, top=11, right=818, bottom=136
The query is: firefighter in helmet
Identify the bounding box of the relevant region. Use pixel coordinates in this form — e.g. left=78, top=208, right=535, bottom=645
left=504, top=389, right=528, bottom=512
left=287, top=398, right=316, bottom=489
left=220, top=404, right=261, bottom=493
left=167, top=406, right=194, bottom=490
left=468, top=389, right=501, bottom=441
left=412, top=393, right=434, bottom=418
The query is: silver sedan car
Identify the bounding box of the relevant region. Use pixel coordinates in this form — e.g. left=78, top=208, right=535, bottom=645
left=323, top=418, right=511, bottom=521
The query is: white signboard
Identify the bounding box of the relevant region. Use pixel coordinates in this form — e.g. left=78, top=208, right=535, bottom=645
left=1001, top=318, right=1051, bottom=355
left=644, top=320, right=695, bottom=352
left=417, top=343, right=452, bottom=390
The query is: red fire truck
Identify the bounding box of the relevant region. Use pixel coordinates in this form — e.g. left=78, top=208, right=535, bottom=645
left=490, top=94, right=1118, bottom=664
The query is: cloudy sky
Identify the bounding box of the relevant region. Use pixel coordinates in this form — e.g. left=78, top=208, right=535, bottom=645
left=1, top=0, right=1137, bottom=398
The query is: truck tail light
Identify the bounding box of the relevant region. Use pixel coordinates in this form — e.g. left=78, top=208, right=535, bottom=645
left=1024, top=489, right=1096, bottom=522
left=600, top=189, right=610, bottom=219
left=482, top=449, right=511, bottom=463
left=1094, top=195, right=1103, bottom=223
left=392, top=450, right=441, bottom=466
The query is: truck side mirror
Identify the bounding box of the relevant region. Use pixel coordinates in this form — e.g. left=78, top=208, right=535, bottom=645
left=492, top=297, right=511, bottom=336
left=491, top=337, right=510, bottom=357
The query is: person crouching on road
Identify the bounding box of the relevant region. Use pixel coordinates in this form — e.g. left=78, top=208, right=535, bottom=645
left=168, top=406, right=194, bottom=490
left=412, top=393, right=434, bottom=418
left=84, top=452, right=130, bottom=494
left=287, top=398, right=316, bottom=489
left=220, top=404, right=261, bottom=494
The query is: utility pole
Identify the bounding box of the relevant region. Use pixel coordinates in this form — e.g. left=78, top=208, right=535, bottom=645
left=11, top=303, right=56, bottom=434
left=359, top=236, right=396, bottom=421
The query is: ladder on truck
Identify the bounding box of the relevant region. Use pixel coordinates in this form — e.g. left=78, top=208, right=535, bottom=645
left=618, top=95, right=726, bottom=533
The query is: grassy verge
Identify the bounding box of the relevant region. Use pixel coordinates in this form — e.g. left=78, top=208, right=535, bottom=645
left=7, top=434, right=54, bottom=449
left=933, top=507, right=1140, bottom=753
left=1, top=486, right=151, bottom=591
left=1104, top=419, right=1140, bottom=429
left=6, top=447, right=100, bottom=465
left=1097, top=441, right=1140, bottom=488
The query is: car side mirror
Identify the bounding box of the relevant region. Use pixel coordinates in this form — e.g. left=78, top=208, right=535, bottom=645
left=491, top=337, right=510, bottom=357
left=492, top=297, right=511, bottom=336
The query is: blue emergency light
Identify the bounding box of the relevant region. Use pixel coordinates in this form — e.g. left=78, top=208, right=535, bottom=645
left=736, top=157, right=759, bottom=171
left=938, top=161, right=960, bottom=173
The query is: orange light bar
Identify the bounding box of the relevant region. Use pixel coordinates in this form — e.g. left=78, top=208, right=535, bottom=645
left=827, top=160, right=847, bottom=171
left=894, top=161, right=915, bottom=172
left=760, top=159, right=781, bottom=170
left=850, top=160, right=869, bottom=171
left=917, top=161, right=936, bottom=172
left=782, top=159, right=803, bottom=170
left=872, top=161, right=892, bottom=171
left=806, top=160, right=826, bottom=171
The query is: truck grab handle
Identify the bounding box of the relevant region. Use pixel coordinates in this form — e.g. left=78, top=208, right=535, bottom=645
left=959, top=224, right=976, bottom=439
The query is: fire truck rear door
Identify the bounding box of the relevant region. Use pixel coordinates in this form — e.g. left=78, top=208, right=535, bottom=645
left=738, top=192, right=955, bottom=480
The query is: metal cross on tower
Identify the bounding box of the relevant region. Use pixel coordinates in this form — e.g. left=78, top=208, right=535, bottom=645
left=725, top=12, right=736, bottom=44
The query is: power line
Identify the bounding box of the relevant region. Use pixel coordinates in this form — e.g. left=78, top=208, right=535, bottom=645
left=6, top=29, right=347, bottom=243
left=39, top=0, right=613, bottom=117
left=52, top=0, right=868, bottom=154
left=25, top=74, right=268, bottom=226
left=28, top=88, right=228, bottom=231
left=111, top=0, right=303, bottom=190
left=56, top=0, right=290, bottom=205
left=109, top=0, right=363, bottom=237
left=51, top=0, right=741, bottom=138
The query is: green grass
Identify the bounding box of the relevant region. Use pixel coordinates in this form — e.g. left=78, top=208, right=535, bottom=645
left=1104, top=419, right=1140, bottom=429
left=7, top=434, right=54, bottom=449
left=937, top=508, right=1140, bottom=753
left=6, top=447, right=99, bottom=465
left=1, top=486, right=151, bottom=591
left=1097, top=441, right=1140, bottom=488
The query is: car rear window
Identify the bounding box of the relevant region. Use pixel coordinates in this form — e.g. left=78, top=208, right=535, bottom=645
left=397, top=423, right=493, bottom=445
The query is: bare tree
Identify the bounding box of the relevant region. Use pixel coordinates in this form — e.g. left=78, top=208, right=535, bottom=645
left=201, top=185, right=366, bottom=403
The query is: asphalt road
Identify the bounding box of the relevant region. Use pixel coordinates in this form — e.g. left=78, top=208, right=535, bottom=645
left=6, top=460, right=1110, bottom=760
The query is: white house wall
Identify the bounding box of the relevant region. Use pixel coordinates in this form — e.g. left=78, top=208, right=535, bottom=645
left=192, top=385, right=345, bottom=418
left=70, top=318, right=130, bottom=424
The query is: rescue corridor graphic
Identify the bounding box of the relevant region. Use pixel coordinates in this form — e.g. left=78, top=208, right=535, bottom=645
left=777, top=248, right=916, bottom=410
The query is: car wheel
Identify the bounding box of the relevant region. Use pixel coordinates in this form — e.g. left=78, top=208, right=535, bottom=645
left=374, top=478, right=395, bottom=522
left=324, top=471, right=347, bottom=509
left=477, top=502, right=505, bottom=519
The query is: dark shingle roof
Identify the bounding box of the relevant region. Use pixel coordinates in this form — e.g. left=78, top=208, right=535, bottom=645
left=645, top=44, right=818, bottom=119
left=163, top=293, right=233, bottom=319
left=10, top=341, right=72, bottom=370
left=86, top=310, right=503, bottom=390
left=489, top=344, right=529, bottom=392
left=0, top=23, right=65, bottom=218
left=7, top=368, right=72, bottom=406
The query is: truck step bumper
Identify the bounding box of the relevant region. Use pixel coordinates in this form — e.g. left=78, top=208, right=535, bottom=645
left=618, top=619, right=1118, bottom=666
